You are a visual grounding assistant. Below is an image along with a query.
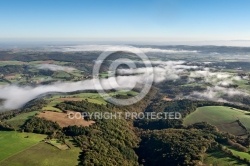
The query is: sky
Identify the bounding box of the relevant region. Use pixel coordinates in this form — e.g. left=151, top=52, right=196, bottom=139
left=0, top=0, right=250, bottom=42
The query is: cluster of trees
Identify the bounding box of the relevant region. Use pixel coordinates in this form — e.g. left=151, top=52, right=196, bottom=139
left=22, top=99, right=48, bottom=113
left=134, top=99, right=206, bottom=130
left=0, top=121, right=14, bottom=131
left=37, top=69, right=54, bottom=76
left=134, top=118, right=183, bottom=130
left=75, top=118, right=139, bottom=165
left=0, top=65, right=26, bottom=75
left=137, top=129, right=217, bottom=166
left=157, top=77, right=207, bottom=98
left=63, top=125, right=88, bottom=136
left=22, top=117, right=60, bottom=134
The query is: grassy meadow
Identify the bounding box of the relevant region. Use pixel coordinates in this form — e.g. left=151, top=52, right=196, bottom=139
left=0, top=131, right=46, bottom=162
left=204, top=151, right=248, bottom=166
left=0, top=142, right=81, bottom=166
left=5, top=111, right=39, bottom=129
left=42, top=91, right=138, bottom=111
left=183, top=106, right=250, bottom=135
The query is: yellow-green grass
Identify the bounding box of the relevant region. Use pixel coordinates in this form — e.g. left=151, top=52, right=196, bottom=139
left=204, top=151, right=247, bottom=166
left=42, top=105, right=62, bottom=112
left=111, top=90, right=138, bottom=96
left=183, top=106, right=250, bottom=135
left=0, top=131, right=46, bottom=161
left=234, top=79, right=250, bottom=92
left=71, top=70, right=84, bottom=77
left=5, top=111, right=39, bottom=129
left=42, top=91, right=138, bottom=111
left=228, top=147, right=250, bottom=160
left=99, top=72, right=109, bottom=78
left=0, top=61, right=25, bottom=66
left=52, top=71, right=72, bottom=78
left=0, top=141, right=81, bottom=166
left=49, top=139, right=69, bottom=150
left=43, top=93, right=107, bottom=111
left=28, top=60, right=69, bottom=65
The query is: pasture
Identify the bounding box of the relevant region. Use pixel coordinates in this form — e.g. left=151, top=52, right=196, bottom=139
left=0, top=141, right=81, bottom=166
left=0, top=131, right=46, bottom=161
left=6, top=111, right=39, bottom=129
left=183, top=106, right=250, bottom=135
left=228, top=147, right=250, bottom=161
left=204, top=151, right=247, bottom=166
left=0, top=61, right=25, bottom=66
left=42, top=92, right=107, bottom=111
left=42, top=91, right=137, bottom=111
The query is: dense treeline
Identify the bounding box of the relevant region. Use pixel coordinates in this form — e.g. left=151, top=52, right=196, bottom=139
left=63, top=125, right=89, bottom=136
left=22, top=99, right=48, bottom=113
left=22, top=117, right=60, bottom=134
left=0, top=65, right=26, bottom=75
left=135, top=99, right=200, bottom=130
left=75, top=118, right=139, bottom=165
left=137, top=129, right=217, bottom=166
left=157, top=77, right=207, bottom=98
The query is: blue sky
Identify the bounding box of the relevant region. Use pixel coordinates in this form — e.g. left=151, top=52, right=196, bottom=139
left=0, top=0, right=250, bottom=41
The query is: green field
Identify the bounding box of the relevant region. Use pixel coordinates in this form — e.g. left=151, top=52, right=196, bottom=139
left=228, top=147, right=250, bottom=161
left=0, top=131, right=46, bottom=161
left=49, top=139, right=69, bottom=150
left=234, top=79, right=250, bottom=92
left=0, top=142, right=81, bottom=166
left=183, top=106, right=250, bottom=135
left=52, top=71, right=72, bottom=79
left=42, top=91, right=138, bottom=111
left=42, top=92, right=107, bottom=111
left=5, top=111, right=39, bottom=129
left=0, top=61, right=25, bottom=66
left=204, top=151, right=247, bottom=166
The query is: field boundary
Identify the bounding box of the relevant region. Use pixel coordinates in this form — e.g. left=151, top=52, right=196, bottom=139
left=0, top=142, right=42, bottom=163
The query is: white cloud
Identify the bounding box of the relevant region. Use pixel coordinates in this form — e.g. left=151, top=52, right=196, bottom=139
left=36, top=64, right=76, bottom=72
left=0, top=73, right=152, bottom=110
left=189, top=86, right=248, bottom=103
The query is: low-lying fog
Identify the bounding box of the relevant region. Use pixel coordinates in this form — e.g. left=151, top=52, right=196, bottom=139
left=0, top=45, right=250, bottom=111
left=0, top=61, right=248, bottom=111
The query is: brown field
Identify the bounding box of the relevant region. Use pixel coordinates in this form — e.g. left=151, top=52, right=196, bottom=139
left=59, top=98, right=83, bottom=102
left=37, top=111, right=95, bottom=127
left=4, top=74, right=18, bottom=79
left=162, top=96, right=173, bottom=101
left=41, top=60, right=54, bottom=64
